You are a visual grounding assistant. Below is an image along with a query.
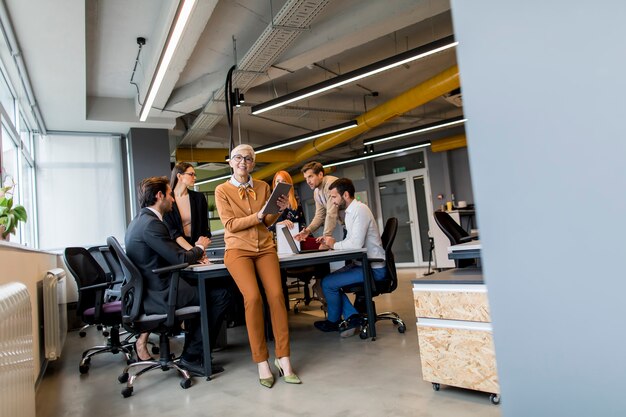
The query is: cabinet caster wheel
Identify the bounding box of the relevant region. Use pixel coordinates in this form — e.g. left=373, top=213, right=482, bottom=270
left=490, top=394, right=500, bottom=405
left=118, top=373, right=129, bottom=383
left=293, top=306, right=299, bottom=314
left=398, top=324, right=406, bottom=333
left=432, top=383, right=440, bottom=391
left=79, top=364, right=89, bottom=374
left=180, top=378, right=192, bottom=389
left=121, top=387, right=133, bottom=398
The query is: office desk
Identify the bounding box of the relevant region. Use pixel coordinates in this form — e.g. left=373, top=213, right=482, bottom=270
left=181, top=248, right=371, bottom=378
left=447, top=239, right=481, bottom=260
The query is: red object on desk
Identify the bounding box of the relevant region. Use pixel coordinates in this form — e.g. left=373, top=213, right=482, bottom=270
left=301, top=237, right=320, bottom=250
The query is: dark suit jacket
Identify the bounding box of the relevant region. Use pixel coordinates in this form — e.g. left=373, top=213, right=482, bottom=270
left=125, top=208, right=205, bottom=315
left=163, top=189, right=211, bottom=245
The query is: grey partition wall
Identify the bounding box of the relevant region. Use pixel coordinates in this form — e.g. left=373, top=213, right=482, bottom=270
left=451, top=1, right=626, bottom=416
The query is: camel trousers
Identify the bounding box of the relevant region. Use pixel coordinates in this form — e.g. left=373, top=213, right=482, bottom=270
left=224, top=247, right=290, bottom=363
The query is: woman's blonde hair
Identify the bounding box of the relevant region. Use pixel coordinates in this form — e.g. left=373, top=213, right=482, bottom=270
left=272, top=170, right=298, bottom=210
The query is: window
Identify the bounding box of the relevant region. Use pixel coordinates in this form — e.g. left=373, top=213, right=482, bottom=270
left=35, top=134, right=126, bottom=250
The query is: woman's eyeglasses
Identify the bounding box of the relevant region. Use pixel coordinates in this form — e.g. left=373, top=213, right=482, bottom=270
left=183, top=172, right=197, bottom=177
left=232, top=155, right=254, bottom=163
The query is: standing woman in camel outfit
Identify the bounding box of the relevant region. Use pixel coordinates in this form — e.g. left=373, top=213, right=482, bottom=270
left=215, top=144, right=301, bottom=388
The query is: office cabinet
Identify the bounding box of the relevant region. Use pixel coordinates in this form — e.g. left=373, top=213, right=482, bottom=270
left=412, top=268, right=500, bottom=404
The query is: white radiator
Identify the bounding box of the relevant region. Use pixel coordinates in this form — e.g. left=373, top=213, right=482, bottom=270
left=0, top=282, right=36, bottom=417
left=43, top=268, right=67, bottom=360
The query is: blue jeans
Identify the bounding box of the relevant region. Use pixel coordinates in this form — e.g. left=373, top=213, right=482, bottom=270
left=321, top=264, right=388, bottom=322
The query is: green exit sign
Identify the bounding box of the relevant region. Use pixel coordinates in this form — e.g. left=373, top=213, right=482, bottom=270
left=392, top=167, right=406, bottom=173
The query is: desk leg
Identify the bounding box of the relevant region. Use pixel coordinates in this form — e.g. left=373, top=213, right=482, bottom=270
left=361, top=255, right=376, bottom=340
left=198, top=279, right=213, bottom=380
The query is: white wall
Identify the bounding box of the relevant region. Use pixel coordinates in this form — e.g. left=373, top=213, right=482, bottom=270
left=451, top=1, right=626, bottom=415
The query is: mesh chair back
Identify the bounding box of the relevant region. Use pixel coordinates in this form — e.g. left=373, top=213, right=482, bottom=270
left=106, top=236, right=144, bottom=333
left=381, top=217, right=399, bottom=293
left=64, top=247, right=108, bottom=315
left=433, top=210, right=469, bottom=246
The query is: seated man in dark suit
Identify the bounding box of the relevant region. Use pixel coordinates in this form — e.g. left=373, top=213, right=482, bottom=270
left=125, top=176, right=231, bottom=375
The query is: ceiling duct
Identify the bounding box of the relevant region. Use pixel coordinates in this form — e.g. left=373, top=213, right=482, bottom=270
left=181, top=0, right=330, bottom=145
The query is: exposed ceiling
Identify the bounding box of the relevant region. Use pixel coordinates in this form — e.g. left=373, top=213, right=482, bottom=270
left=5, top=0, right=463, bottom=176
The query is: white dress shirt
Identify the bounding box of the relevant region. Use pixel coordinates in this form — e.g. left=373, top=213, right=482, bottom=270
left=333, top=200, right=386, bottom=268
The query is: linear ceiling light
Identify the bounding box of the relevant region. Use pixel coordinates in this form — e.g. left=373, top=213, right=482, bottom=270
left=139, top=0, right=197, bottom=122
left=251, top=35, right=457, bottom=115
left=195, top=174, right=231, bottom=186
left=363, top=116, right=466, bottom=146
left=325, top=141, right=431, bottom=168
left=255, top=120, right=358, bottom=154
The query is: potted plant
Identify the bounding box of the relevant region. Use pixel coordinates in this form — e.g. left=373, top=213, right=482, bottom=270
left=207, top=202, right=216, bottom=219
left=0, top=180, right=27, bottom=240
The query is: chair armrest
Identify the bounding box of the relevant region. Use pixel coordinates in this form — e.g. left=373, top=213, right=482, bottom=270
left=81, top=279, right=124, bottom=291
left=152, top=263, right=189, bottom=274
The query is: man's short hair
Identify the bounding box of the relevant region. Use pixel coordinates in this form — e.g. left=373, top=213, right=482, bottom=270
left=301, top=161, right=324, bottom=175
left=329, top=178, right=355, bottom=198
left=138, top=176, right=170, bottom=208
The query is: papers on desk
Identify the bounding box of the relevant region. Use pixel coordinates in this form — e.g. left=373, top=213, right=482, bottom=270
left=186, top=260, right=224, bottom=271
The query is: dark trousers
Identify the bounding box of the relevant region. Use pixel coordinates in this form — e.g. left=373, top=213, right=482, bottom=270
left=178, top=279, right=231, bottom=362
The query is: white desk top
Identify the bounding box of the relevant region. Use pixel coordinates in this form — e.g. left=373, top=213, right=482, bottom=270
left=187, top=248, right=366, bottom=271
left=447, top=239, right=482, bottom=254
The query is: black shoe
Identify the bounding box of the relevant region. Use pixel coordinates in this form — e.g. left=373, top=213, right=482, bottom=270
left=179, top=358, right=224, bottom=376
left=339, top=314, right=362, bottom=338
left=314, top=319, right=340, bottom=332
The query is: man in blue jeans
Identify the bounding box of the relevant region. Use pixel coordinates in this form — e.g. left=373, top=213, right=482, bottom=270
left=314, top=178, right=388, bottom=337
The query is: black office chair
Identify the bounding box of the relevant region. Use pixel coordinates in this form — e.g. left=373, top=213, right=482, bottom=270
left=342, top=217, right=406, bottom=339
left=63, top=247, right=133, bottom=374
left=433, top=210, right=478, bottom=268
left=107, top=236, right=200, bottom=398
left=284, top=266, right=326, bottom=314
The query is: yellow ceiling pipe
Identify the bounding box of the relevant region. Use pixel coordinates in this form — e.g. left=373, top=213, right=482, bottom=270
left=430, top=134, right=467, bottom=152
left=176, top=148, right=296, bottom=163
left=252, top=65, right=460, bottom=180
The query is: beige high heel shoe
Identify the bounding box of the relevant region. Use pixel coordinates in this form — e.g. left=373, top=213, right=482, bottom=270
left=274, top=358, right=301, bottom=384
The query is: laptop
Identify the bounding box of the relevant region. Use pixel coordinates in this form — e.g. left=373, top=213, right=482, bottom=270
left=280, top=227, right=329, bottom=254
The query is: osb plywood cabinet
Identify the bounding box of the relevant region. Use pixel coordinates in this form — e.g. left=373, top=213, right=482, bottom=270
left=412, top=268, right=500, bottom=404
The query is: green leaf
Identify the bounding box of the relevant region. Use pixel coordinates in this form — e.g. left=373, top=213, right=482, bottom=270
left=0, top=198, right=9, bottom=208
left=5, top=198, right=12, bottom=210
left=13, top=206, right=27, bottom=222
left=6, top=214, right=15, bottom=234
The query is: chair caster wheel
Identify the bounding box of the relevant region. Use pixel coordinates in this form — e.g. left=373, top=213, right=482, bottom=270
left=118, top=373, right=129, bottom=383
left=432, top=383, right=440, bottom=391
left=490, top=394, right=500, bottom=405
left=398, top=324, right=406, bottom=333
left=151, top=346, right=160, bottom=355
left=359, top=328, right=368, bottom=339
left=180, top=378, right=192, bottom=389
left=79, top=331, right=87, bottom=337
left=102, top=331, right=110, bottom=337
left=79, top=364, right=89, bottom=374
left=293, top=306, right=299, bottom=314
left=121, top=387, right=133, bottom=398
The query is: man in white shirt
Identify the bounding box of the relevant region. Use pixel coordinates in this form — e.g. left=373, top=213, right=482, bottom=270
left=314, top=178, right=388, bottom=337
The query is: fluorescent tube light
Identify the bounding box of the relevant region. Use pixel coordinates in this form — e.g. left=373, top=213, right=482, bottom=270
left=251, top=35, right=457, bottom=115
left=325, top=142, right=431, bottom=168
left=140, top=0, right=197, bottom=122
left=363, top=117, right=466, bottom=146
left=195, top=174, right=231, bottom=186
left=255, top=120, right=358, bottom=154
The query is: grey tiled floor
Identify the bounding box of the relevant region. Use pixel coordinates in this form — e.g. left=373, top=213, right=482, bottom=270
left=36, top=269, right=501, bottom=417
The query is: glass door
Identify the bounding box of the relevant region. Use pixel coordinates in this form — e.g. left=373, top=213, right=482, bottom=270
left=376, top=169, right=434, bottom=267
